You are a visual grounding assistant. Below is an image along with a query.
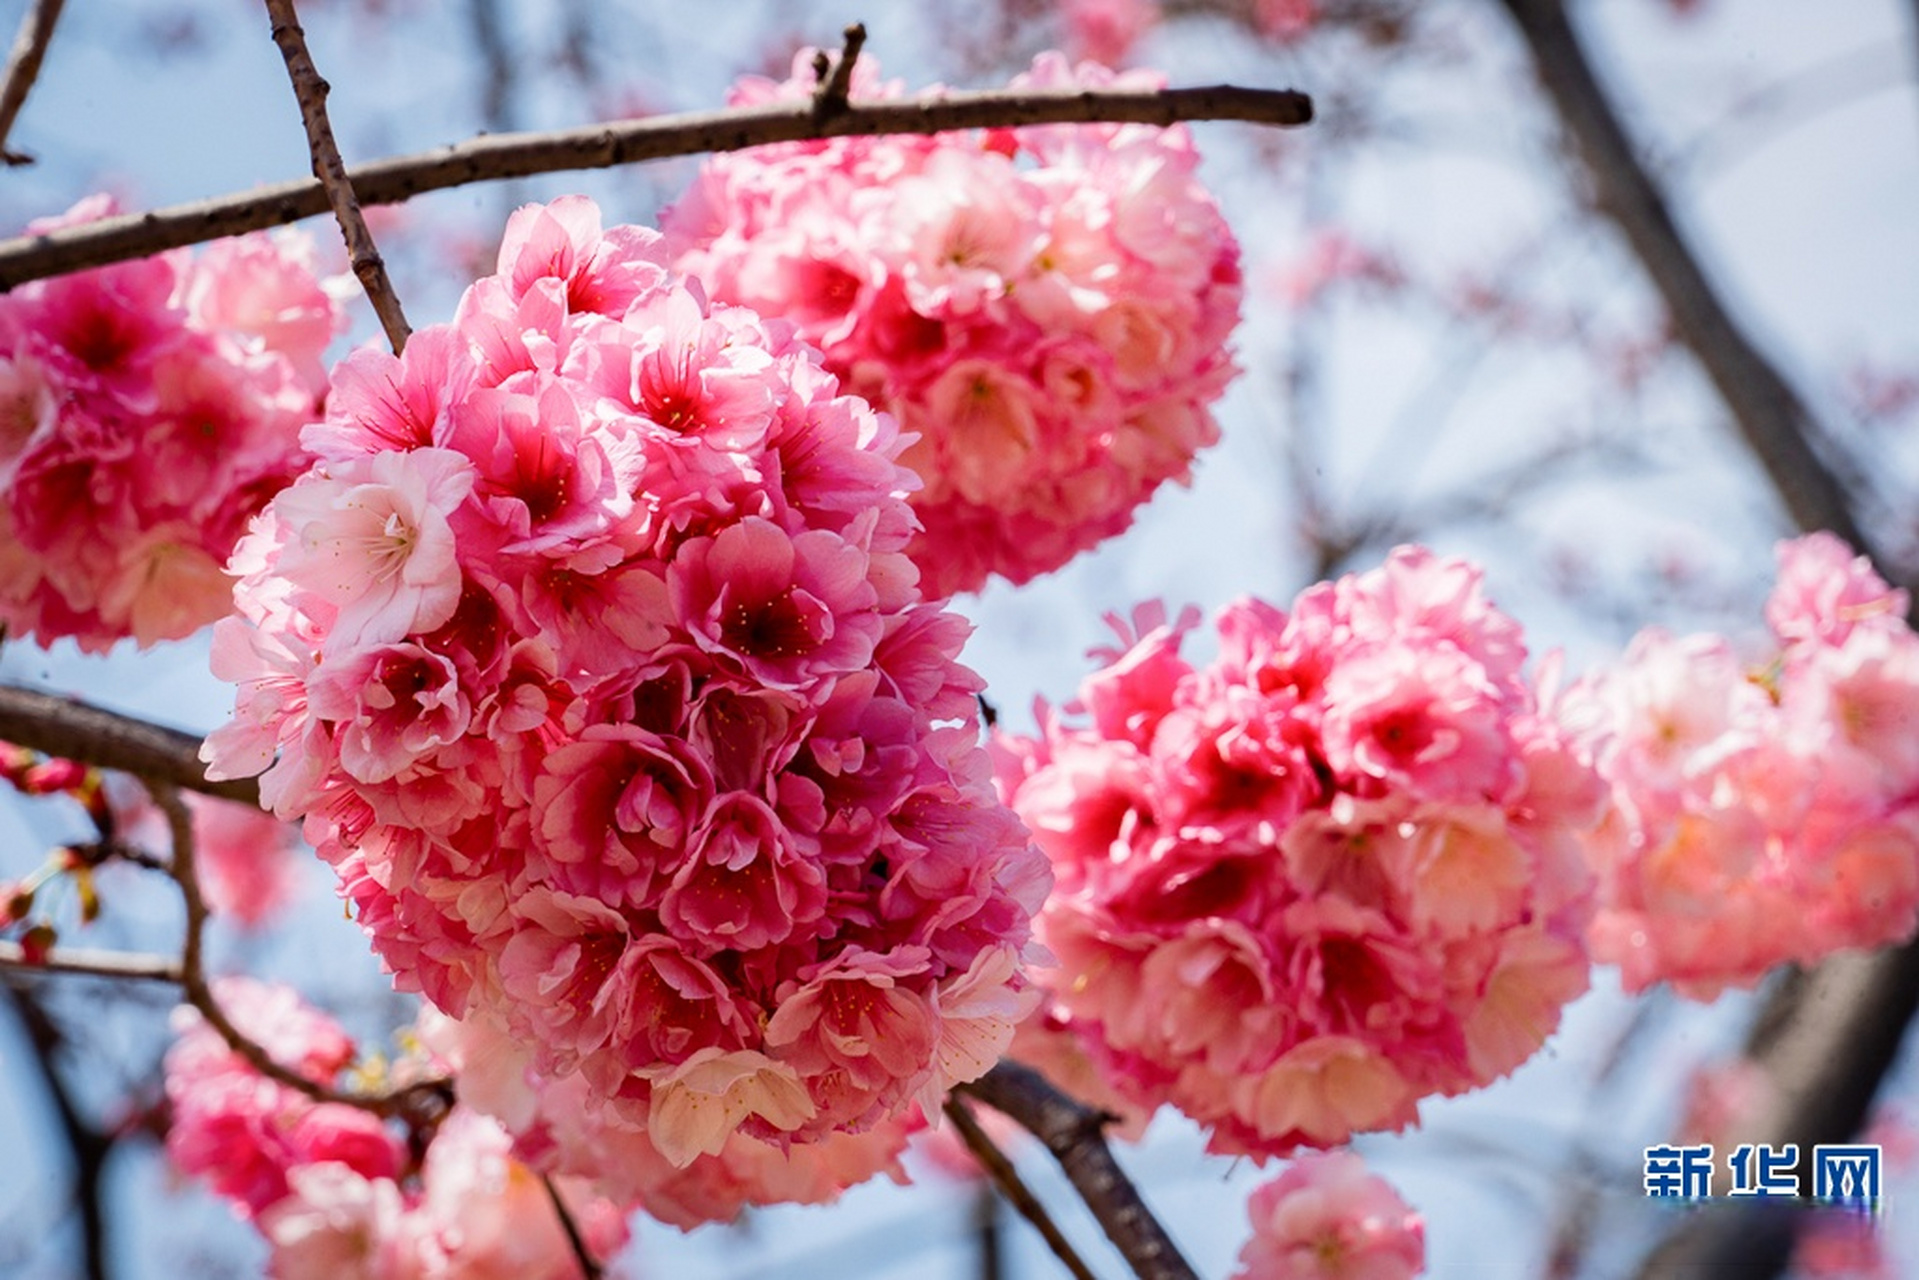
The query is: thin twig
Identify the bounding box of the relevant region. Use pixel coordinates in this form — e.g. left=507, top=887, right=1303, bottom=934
left=156, top=782, right=450, bottom=1125
left=0, top=941, right=182, bottom=984
left=2, top=982, right=112, bottom=1280
left=0, top=0, right=64, bottom=166
left=467, top=0, right=519, bottom=133
left=0, top=81, right=1312, bottom=288
left=958, top=1061, right=1196, bottom=1280
left=812, top=23, right=868, bottom=122
left=263, top=0, right=412, bottom=354
left=944, top=1095, right=1098, bottom=1280
left=0, top=686, right=258, bottom=808
left=541, top=1174, right=603, bottom=1280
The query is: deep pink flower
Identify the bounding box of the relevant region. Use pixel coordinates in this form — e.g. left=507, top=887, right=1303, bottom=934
left=207, top=198, right=1043, bottom=1210
left=998, top=546, right=1596, bottom=1157
left=0, top=198, right=337, bottom=650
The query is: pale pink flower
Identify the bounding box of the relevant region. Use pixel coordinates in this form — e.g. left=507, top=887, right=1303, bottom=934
left=1563, top=534, right=1919, bottom=997
left=1232, top=1152, right=1425, bottom=1280
left=271, top=448, right=474, bottom=648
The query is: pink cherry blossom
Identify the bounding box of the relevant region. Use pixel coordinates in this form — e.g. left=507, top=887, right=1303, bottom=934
left=665, top=51, right=1241, bottom=596
left=1232, top=1151, right=1425, bottom=1280
left=167, top=982, right=630, bottom=1276
left=1560, top=534, right=1919, bottom=997
left=996, top=546, right=1597, bottom=1157
left=0, top=196, right=340, bottom=651
left=205, top=198, right=1045, bottom=1206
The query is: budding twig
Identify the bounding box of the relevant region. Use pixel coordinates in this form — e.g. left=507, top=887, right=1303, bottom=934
left=0, top=80, right=1312, bottom=288
left=0, top=0, right=64, bottom=166
left=0, top=686, right=258, bottom=808
left=157, top=782, right=451, bottom=1127
left=0, top=940, right=183, bottom=983
left=958, top=1061, right=1197, bottom=1280
left=263, top=0, right=412, bottom=355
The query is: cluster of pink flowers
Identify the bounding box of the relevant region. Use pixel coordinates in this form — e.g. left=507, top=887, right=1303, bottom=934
left=203, top=197, right=1046, bottom=1179
left=664, top=51, right=1242, bottom=597
left=1557, top=533, right=1919, bottom=999
left=1231, top=1152, right=1425, bottom=1280
left=0, top=196, right=339, bottom=651
left=165, top=978, right=628, bottom=1277
left=425, top=1006, right=917, bottom=1229
left=994, top=547, right=1600, bottom=1157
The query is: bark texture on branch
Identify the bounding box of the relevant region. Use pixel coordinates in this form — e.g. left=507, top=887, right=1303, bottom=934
left=0, top=81, right=1311, bottom=288
left=0, top=0, right=64, bottom=165
left=266, top=0, right=413, bottom=353
left=1493, top=3, right=1919, bottom=1278
left=959, top=1061, right=1198, bottom=1280
left=0, top=686, right=259, bottom=807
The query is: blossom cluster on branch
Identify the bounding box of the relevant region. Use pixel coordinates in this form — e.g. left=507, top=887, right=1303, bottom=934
left=994, top=547, right=1602, bottom=1157
left=202, top=198, right=1048, bottom=1189
left=165, top=978, right=629, bottom=1278
left=0, top=197, right=339, bottom=652
left=1559, top=532, right=1919, bottom=999
left=666, top=51, right=1242, bottom=597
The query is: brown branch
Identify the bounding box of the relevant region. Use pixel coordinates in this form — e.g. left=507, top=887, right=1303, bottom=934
left=0, top=81, right=1312, bottom=289
left=1489, top=4, right=1919, bottom=1278
left=0, top=0, right=64, bottom=166
left=156, top=783, right=450, bottom=1127
left=812, top=23, right=868, bottom=123
left=264, top=0, right=412, bottom=355
left=540, top=1174, right=603, bottom=1280
left=2, top=982, right=112, bottom=1280
left=0, top=687, right=258, bottom=807
left=1495, top=0, right=1878, bottom=565
left=944, top=1095, right=1098, bottom=1280
left=0, top=941, right=182, bottom=984
left=957, top=1061, right=1196, bottom=1280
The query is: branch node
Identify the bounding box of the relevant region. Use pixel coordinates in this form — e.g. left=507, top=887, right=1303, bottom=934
left=812, top=22, right=867, bottom=124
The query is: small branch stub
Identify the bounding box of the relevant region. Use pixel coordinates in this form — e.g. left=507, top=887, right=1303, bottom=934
left=812, top=22, right=868, bottom=123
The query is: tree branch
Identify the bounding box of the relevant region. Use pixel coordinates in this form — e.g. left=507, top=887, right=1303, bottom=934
left=812, top=23, right=868, bottom=123
left=0, top=941, right=182, bottom=984
left=943, top=1095, right=1098, bottom=1280
left=957, top=1061, right=1196, bottom=1280
left=3, top=981, right=112, bottom=1280
left=0, top=81, right=1311, bottom=288
left=157, top=783, right=450, bottom=1127
left=1495, top=0, right=1879, bottom=565
left=264, top=0, right=412, bottom=354
left=0, top=687, right=258, bottom=807
left=0, top=0, right=64, bottom=166
left=540, top=1174, right=602, bottom=1280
